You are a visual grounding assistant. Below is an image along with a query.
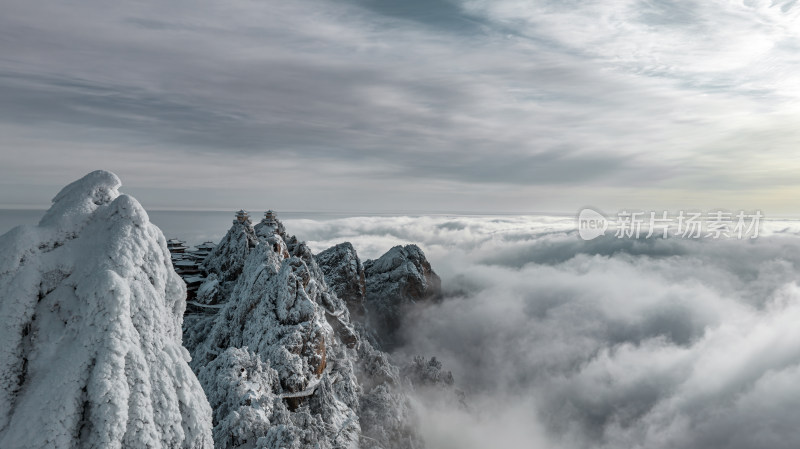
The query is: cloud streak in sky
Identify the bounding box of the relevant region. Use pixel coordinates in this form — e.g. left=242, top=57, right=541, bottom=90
left=1, top=0, right=799, bottom=211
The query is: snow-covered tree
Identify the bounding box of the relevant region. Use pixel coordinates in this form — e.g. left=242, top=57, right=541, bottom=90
left=0, top=170, right=213, bottom=448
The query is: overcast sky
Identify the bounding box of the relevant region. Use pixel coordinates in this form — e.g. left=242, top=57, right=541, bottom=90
left=1, top=0, right=799, bottom=213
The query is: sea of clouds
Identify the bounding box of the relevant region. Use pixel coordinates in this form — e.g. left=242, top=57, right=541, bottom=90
left=286, top=215, right=800, bottom=449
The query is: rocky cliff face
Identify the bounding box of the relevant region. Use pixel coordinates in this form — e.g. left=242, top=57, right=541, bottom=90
left=184, top=214, right=421, bottom=449
left=200, top=215, right=259, bottom=305
left=363, top=245, right=441, bottom=348
left=0, top=170, right=213, bottom=448
left=0, top=172, right=454, bottom=449
left=316, top=242, right=368, bottom=322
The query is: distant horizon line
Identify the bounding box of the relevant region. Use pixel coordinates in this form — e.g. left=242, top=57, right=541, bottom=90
left=0, top=206, right=577, bottom=217
left=5, top=207, right=800, bottom=220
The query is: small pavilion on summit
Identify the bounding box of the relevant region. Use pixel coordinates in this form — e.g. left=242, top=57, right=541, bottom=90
left=263, top=210, right=277, bottom=225
left=234, top=209, right=249, bottom=224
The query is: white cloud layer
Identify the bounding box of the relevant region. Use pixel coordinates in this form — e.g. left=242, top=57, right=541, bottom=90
left=290, top=214, right=800, bottom=448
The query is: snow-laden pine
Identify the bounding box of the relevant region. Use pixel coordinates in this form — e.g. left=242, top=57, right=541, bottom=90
left=0, top=170, right=213, bottom=448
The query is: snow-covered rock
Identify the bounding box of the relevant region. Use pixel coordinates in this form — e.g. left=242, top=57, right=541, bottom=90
left=0, top=170, right=213, bottom=448
left=185, top=214, right=421, bottom=449
left=363, top=245, right=441, bottom=348
left=316, top=242, right=368, bottom=321
left=254, top=212, right=286, bottom=240
left=355, top=341, right=421, bottom=449
left=201, top=216, right=258, bottom=304
left=401, top=356, right=466, bottom=412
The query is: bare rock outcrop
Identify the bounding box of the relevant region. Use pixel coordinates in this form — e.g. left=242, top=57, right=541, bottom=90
left=363, top=245, right=441, bottom=348
left=316, top=242, right=368, bottom=321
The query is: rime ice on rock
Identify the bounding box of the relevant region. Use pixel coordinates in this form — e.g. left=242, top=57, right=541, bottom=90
left=200, top=209, right=259, bottom=304
left=317, top=242, right=368, bottom=322
left=363, top=245, right=442, bottom=348
left=0, top=170, right=213, bottom=448
left=185, top=211, right=422, bottom=449
left=255, top=210, right=286, bottom=240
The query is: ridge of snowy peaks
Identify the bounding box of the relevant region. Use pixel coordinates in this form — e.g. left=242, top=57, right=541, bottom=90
left=0, top=170, right=213, bottom=448
left=363, top=245, right=441, bottom=349
left=184, top=215, right=420, bottom=449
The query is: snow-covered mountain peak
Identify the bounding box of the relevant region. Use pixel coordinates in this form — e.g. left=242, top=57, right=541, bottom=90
left=39, top=169, right=122, bottom=232
left=184, top=212, right=427, bottom=448
left=363, top=244, right=441, bottom=348
left=254, top=210, right=286, bottom=239
left=0, top=170, right=213, bottom=448
left=317, top=242, right=367, bottom=321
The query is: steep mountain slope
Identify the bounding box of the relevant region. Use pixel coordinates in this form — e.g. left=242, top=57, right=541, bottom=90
left=0, top=170, right=213, bottom=448
left=199, top=213, right=260, bottom=305
left=185, top=214, right=420, bottom=449
left=316, top=242, right=368, bottom=322
left=363, top=245, right=441, bottom=348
